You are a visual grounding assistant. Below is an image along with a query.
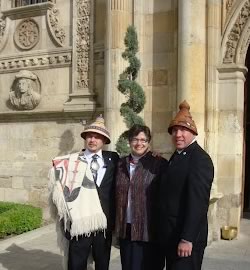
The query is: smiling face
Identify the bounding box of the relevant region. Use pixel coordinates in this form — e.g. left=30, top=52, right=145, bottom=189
left=171, top=126, right=196, bottom=150
left=85, top=132, right=107, bottom=153
left=129, top=131, right=149, bottom=157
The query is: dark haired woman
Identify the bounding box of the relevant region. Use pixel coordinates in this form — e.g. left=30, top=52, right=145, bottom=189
left=115, top=124, right=167, bottom=270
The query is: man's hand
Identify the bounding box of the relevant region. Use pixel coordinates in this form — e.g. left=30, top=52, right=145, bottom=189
left=177, top=240, right=193, bottom=257
left=151, top=151, right=162, bottom=157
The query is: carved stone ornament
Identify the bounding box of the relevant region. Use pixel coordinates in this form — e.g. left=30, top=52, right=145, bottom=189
left=226, top=0, right=235, bottom=15
left=76, top=0, right=90, bottom=89
left=0, top=18, right=6, bottom=43
left=223, top=0, right=250, bottom=63
left=9, top=70, right=41, bottom=110
left=0, top=51, right=72, bottom=73
left=14, top=19, right=40, bottom=50
left=47, top=7, right=66, bottom=47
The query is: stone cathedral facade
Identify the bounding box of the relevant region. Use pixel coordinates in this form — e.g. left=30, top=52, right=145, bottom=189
left=0, top=0, right=250, bottom=243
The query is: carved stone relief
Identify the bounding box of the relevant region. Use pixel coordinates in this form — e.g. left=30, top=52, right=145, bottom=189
left=0, top=18, right=6, bottom=42
left=14, top=19, right=39, bottom=50
left=239, top=25, right=250, bottom=63
left=0, top=50, right=72, bottom=73
left=0, top=17, right=7, bottom=51
left=9, top=70, right=41, bottom=110
left=76, top=0, right=90, bottom=89
left=226, top=0, right=235, bottom=15
left=223, top=0, right=250, bottom=63
left=47, top=7, right=66, bottom=47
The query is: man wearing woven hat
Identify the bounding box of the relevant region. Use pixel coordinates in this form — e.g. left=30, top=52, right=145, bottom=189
left=157, top=100, right=214, bottom=270
left=49, top=115, right=119, bottom=270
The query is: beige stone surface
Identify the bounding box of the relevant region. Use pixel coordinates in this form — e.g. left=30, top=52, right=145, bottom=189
left=12, top=177, right=24, bottom=189
left=4, top=188, right=29, bottom=203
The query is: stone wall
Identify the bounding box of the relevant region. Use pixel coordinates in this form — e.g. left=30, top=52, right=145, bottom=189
left=0, top=0, right=96, bottom=219
left=134, top=0, right=178, bottom=157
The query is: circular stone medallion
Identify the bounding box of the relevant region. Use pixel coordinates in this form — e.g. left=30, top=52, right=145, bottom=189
left=14, top=19, right=39, bottom=50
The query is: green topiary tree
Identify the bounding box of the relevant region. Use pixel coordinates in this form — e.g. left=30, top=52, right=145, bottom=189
left=116, top=25, right=146, bottom=156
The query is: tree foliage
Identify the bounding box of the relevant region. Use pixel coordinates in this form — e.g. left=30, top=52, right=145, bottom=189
left=116, top=26, right=146, bottom=155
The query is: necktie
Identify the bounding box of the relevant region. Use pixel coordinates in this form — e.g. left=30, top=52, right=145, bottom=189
left=90, top=154, right=100, bottom=183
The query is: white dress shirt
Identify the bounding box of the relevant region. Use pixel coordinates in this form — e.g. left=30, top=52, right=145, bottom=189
left=83, top=149, right=106, bottom=187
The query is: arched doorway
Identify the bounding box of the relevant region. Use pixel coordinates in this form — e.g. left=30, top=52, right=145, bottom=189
left=244, top=48, right=250, bottom=214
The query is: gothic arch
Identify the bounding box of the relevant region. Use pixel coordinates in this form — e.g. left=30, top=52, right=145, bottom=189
left=221, top=0, right=250, bottom=65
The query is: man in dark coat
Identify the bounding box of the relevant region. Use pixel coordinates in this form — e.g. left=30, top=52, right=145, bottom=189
left=49, top=115, right=119, bottom=270
left=158, top=100, right=214, bottom=270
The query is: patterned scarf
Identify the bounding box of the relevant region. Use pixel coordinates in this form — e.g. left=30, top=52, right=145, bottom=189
left=48, top=151, right=107, bottom=238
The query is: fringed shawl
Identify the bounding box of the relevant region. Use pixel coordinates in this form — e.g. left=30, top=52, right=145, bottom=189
left=48, top=152, right=107, bottom=238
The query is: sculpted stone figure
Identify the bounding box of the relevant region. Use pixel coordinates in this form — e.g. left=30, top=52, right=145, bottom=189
left=9, top=70, right=41, bottom=110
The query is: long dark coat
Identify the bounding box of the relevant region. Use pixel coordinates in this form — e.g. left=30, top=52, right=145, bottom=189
left=158, top=141, right=214, bottom=250
left=115, top=151, right=167, bottom=242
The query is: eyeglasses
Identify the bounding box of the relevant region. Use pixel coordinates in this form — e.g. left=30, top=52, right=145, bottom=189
left=131, top=138, right=148, bottom=144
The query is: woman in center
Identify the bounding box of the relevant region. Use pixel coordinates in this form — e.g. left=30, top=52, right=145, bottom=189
left=115, top=124, right=167, bottom=270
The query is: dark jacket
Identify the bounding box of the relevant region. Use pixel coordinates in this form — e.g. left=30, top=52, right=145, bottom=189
left=158, top=141, right=214, bottom=249
left=115, top=151, right=167, bottom=242
left=96, top=150, right=119, bottom=231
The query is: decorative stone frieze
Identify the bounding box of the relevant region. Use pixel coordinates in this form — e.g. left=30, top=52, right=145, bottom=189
left=76, top=0, right=90, bottom=89
left=238, top=24, right=250, bottom=63
left=226, top=0, right=235, bottom=16
left=47, top=7, right=66, bottom=47
left=9, top=70, right=41, bottom=111
left=0, top=49, right=72, bottom=73
left=63, top=0, right=94, bottom=112
left=223, top=0, right=250, bottom=63
left=14, top=18, right=40, bottom=50
left=0, top=17, right=7, bottom=51
left=0, top=18, right=6, bottom=42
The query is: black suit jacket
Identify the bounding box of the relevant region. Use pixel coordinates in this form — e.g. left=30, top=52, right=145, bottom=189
left=158, top=141, right=214, bottom=250
left=96, top=150, right=119, bottom=231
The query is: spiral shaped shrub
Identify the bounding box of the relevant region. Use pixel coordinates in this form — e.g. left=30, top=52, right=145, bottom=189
left=116, top=26, right=146, bottom=156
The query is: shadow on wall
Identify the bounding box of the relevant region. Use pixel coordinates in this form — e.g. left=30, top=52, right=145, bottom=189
left=0, top=244, right=62, bottom=270
left=58, top=129, right=75, bottom=156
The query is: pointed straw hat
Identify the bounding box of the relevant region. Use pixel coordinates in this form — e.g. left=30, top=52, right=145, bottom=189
left=81, top=115, right=111, bottom=144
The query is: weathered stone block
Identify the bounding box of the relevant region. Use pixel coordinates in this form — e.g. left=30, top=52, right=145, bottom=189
left=12, top=177, right=24, bottom=189
left=4, top=188, right=29, bottom=203
left=148, top=69, right=168, bottom=86
left=0, top=176, right=12, bottom=188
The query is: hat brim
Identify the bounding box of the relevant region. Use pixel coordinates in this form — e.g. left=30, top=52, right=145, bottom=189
left=168, top=123, right=198, bottom=136
left=81, top=129, right=111, bottom=144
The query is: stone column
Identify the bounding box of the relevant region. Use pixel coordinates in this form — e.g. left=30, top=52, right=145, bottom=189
left=177, top=0, right=206, bottom=145
left=104, top=0, right=133, bottom=150
left=206, top=0, right=223, bottom=242
left=217, top=64, right=247, bottom=231
left=64, top=0, right=95, bottom=112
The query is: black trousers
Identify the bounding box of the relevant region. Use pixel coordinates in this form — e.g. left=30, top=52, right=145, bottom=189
left=119, top=224, right=165, bottom=270
left=68, top=230, right=112, bottom=270
left=162, top=247, right=205, bottom=270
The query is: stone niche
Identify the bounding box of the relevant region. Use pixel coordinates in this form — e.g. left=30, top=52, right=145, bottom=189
left=0, top=0, right=96, bottom=219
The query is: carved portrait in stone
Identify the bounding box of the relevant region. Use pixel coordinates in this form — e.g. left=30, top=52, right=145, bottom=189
left=9, top=70, right=41, bottom=110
